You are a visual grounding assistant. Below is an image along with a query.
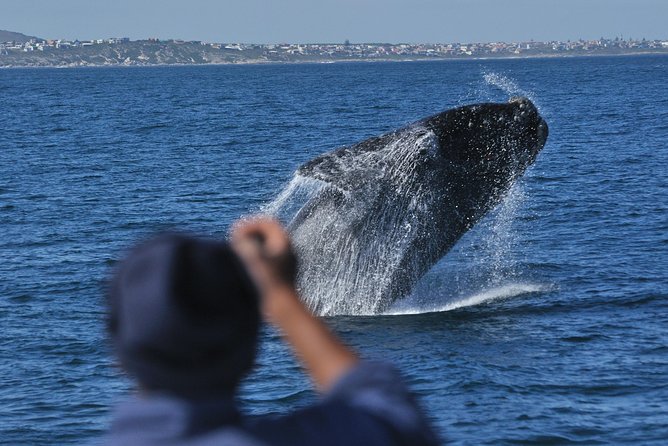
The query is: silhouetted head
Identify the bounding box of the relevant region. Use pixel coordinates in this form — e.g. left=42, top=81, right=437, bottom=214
left=107, top=234, right=260, bottom=398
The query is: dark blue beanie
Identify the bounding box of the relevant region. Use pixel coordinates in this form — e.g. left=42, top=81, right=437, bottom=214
left=108, top=234, right=260, bottom=397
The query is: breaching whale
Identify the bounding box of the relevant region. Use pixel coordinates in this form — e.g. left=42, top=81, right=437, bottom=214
left=270, top=98, right=548, bottom=316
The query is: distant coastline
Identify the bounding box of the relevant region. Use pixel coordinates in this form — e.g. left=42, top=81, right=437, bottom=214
left=1, top=33, right=667, bottom=68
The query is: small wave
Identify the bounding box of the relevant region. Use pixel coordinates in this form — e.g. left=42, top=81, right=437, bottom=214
left=386, top=283, right=550, bottom=315
left=132, top=123, right=170, bottom=133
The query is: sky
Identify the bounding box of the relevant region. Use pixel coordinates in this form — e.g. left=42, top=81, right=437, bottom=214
left=1, top=0, right=666, bottom=44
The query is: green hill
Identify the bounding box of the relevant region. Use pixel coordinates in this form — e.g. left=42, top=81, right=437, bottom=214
left=0, top=30, right=41, bottom=43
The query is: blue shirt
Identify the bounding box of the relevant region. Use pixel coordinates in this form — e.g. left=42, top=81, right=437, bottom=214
left=99, top=362, right=440, bottom=445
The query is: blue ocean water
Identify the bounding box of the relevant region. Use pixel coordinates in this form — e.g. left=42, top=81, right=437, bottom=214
left=1, top=56, right=667, bottom=445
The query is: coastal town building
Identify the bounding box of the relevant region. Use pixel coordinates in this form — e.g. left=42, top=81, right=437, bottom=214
left=1, top=36, right=666, bottom=65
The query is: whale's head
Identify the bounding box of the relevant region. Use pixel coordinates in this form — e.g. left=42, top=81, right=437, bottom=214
left=299, top=97, right=547, bottom=194
left=415, top=97, right=548, bottom=230
left=425, top=97, right=548, bottom=184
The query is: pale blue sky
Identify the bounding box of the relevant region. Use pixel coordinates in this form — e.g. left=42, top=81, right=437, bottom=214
left=1, top=0, right=666, bottom=43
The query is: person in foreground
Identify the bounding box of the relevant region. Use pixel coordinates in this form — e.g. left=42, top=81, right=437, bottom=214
left=103, top=217, right=439, bottom=445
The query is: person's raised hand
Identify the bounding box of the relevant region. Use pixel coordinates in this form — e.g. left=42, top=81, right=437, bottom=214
left=231, top=217, right=299, bottom=317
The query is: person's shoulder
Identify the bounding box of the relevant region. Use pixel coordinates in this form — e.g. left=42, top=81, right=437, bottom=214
left=245, top=362, right=441, bottom=446
left=327, top=360, right=441, bottom=445
left=246, top=399, right=401, bottom=446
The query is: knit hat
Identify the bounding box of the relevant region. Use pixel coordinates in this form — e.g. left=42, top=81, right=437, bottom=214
left=107, top=233, right=260, bottom=397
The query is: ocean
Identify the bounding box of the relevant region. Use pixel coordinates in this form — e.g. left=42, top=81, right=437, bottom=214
left=1, top=55, right=667, bottom=445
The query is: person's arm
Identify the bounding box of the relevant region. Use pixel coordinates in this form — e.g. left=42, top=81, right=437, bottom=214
left=233, top=218, right=440, bottom=445
left=231, top=217, right=358, bottom=393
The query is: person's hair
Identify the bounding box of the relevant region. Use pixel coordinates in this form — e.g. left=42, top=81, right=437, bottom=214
left=107, top=233, right=260, bottom=397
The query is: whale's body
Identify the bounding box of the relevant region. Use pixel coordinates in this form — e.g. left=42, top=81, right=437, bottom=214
left=273, top=98, right=548, bottom=316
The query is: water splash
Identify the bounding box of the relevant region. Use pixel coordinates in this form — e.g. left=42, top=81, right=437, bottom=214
left=386, top=282, right=550, bottom=315
left=261, top=174, right=326, bottom=223
left=384, top=181, right=529, bottom=314
left=300, top=128, right=440, bottom=315
left=478, top=182, right=526, bottom=286
left=481, top=72, right=542, bottom=112
left=267, top=126, right=443, bottom=315
left=483, top=72, right=524, bottom=96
